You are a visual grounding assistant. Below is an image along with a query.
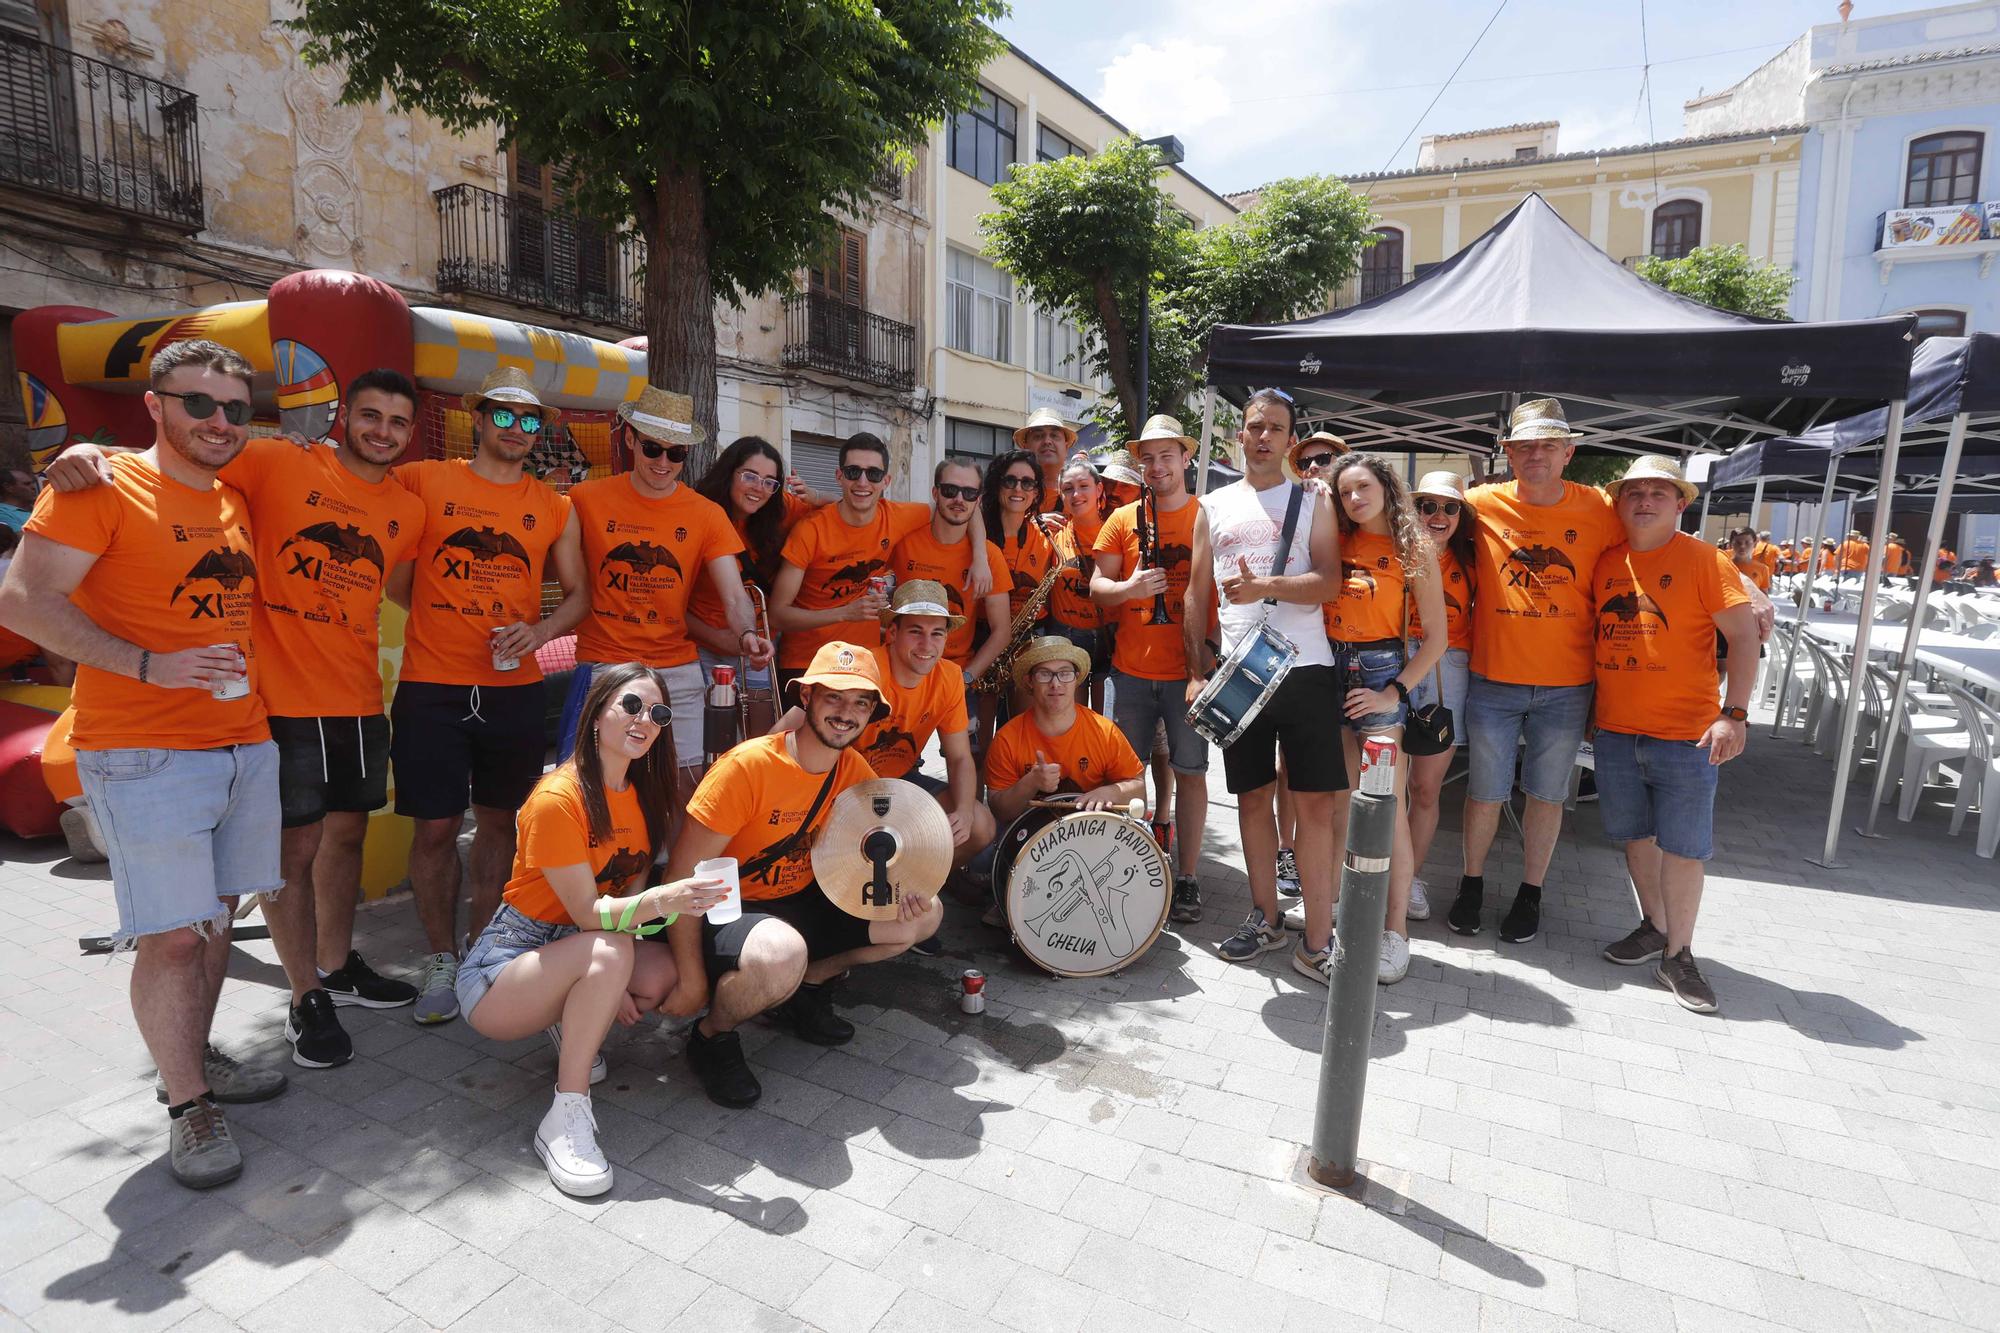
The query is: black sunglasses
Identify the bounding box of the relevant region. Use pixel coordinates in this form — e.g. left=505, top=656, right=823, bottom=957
left=1416, top=499, right=1462, bottom=517
left=840, top=465, right=888, bottom=483
left=156, top=390, right=253, bottom=426
left=639, top=440, right=690, bottom=462
left=1297, top=452, right=1337, bottom=471
left=998, top=474, right=1039, bottom=491
left=616, top=694, right=672, bottom=727
left=935, top=482, right=981, bottom=501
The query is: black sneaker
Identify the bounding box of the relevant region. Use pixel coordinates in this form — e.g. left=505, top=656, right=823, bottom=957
left=320, top=951, right=417, bottom=1009
left=1170, top=875, right=1203, bottom=923
left=1447, top=878, right=1483, bottom=935
left=284, top=989, right=354, bottom=1069
left=1603, top=919, right=1667, bottom=966
left=773, top=983, right=855, bottom=1047
left=1498, top=887, right=1541, bottom=944
left=1655, top=948, right=1719, bottom=1014
left=686, top=1026, right=762, bottom=1107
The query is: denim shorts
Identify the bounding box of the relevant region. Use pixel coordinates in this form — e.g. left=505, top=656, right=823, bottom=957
left=1464, top=674, right=1594, bottom=804
left=1591, top=730, right=1720, bottom=861
left=1110, top=671, right=1208, bottom=774
left=1407, top=646, right=1470, bottom=749
left=456, top=902, right=577, bottom=1019
left=74, top=742, right=282, bottom=949
left=1331, top=638, right=1407, bottom=735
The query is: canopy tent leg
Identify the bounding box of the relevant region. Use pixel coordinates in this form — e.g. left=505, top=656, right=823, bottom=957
left=1810, top=399, right=1906, bottom=870
left=1697, top=488, right=1713, bottom=538
left=1749, top=476, right=1766, bottom=536
left=1770, top=456, right=1841, bottom=739
left=1859, top=411, right=1969, bottom=838
left=1196, top=387, right=1218, bottom=498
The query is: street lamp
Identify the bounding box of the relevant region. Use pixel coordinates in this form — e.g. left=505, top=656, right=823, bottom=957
left=1137, top=134, right=1184, bottom=425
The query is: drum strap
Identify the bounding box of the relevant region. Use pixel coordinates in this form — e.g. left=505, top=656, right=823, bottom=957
left=742, top=763, right=841, bottom=881
left=1262, top=484, right=1307, bottom=608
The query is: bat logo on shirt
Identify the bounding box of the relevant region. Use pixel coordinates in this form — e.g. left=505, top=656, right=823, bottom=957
left=1341, top=562, right=1378, bottom=594
left=1504, top=546, right=1578, bottom=589
left=279, top=522, right=386, bottom=573
left=1010, top=568, right=1041, bottom=596
left=170, top=547, right=257, bottom=607
left=862, top=725, right=917, bottom=767
left=1442, top=589, right=1465, bottom=618
left=435, top=526, right=531, bottom=566
left=1599, top=592, right=1669, bottom=629
left=594, top=848, right=650, bottom=888
left=603, top=541, right=683, bottom=578
left=1155, top=542, right=1193, bottom=571
left=827, top=558, right=883, bottom=589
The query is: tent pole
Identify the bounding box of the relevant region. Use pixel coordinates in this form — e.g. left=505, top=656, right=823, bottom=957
left=1196, top=387, right=1218, bottom=498
left=1771, top=456, right=1840, bottom=737
left=1859, top=410, right=1968, bottom=838
left=1750, top=476, right=1766, bottom=535
left=1811, top=398, right=1906, bottom=870
left=1697, top=488, right=1713, bottom=538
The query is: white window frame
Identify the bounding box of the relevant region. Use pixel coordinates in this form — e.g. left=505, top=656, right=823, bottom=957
left=947, top=248, right=1014, bottom=364
left=1032, top=305, right=1092, bottom=382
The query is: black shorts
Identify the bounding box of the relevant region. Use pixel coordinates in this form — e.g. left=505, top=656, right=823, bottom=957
left=1219, top=663, right=1350, bottom=795
left=271, top=714, right=392, bottom=829
left=701, top=886, right=873, bottom=982
left=389, top=681, right=546, bottom=820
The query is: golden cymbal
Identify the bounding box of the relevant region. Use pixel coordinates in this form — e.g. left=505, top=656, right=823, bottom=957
left=812, top=778, right=954, bottom=921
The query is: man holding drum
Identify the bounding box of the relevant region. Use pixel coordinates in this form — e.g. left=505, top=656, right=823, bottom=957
left=1184, top=390, right=1344, bottom=975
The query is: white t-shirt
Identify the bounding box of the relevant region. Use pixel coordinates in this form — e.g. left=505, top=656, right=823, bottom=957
left=1202, top=479, right=1332, bottom=669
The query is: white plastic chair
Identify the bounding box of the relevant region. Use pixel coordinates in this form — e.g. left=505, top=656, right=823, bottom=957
left=1962, top=690, right=2000, bottom=858
left=1896, top=690, right=1979, bottom=824
left=1867, top=665, right=1963, bottom=807
left=1940, top=687, right=1997, bottom=841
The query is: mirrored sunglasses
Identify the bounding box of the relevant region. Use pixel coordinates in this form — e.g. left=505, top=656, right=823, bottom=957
left=486, top=406, right=545, bottom=435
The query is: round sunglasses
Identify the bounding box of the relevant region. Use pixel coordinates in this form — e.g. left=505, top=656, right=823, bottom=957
left=156, top=390, right=253, bottom=426
left=485, top=406, right=545, bottom=435
left=615, top=694, right=672, bottom=727
left=1416, top=499, right=1462, bottom=518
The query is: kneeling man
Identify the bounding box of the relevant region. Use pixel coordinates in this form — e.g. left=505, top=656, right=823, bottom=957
left=986, top=636, right=1146, bottom=827
left=663, top=641, right=942, bottom=1106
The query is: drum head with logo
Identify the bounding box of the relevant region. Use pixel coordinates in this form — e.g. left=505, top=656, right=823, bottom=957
left=1002, top=809, right=1170, bottom=977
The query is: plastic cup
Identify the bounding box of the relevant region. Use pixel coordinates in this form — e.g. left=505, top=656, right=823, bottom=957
left=696, top=856, right=742, bottom=924
left=210, top=644, right=249, bottom=700
left=490, top=626, right=520, bottom=672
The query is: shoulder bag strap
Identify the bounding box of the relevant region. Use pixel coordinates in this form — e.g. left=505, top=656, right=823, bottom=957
left=1263, top=483, right=1307, bottom=606
left=740, top=757, right=842, bottom=880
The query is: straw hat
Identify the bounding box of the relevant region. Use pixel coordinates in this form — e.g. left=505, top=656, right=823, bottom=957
left=880, top=578, right=966, bottom=632
left=1133, top=414, right=1195, bottom=450
left=1095, top=450, right=1143, bottom=489
left=1283, top=431, right=1349, bottom=485
left=1413, top=470, right=1469, bottom=503
left=1605, top=455, right=1698, bottom=504
left=1498, top=396, right=1578, bottom=444
left=1013, top=406, right=1078, bottom=448
left=783, top=640, right=890, bottom=721
left=1011, top=634, right=1092, bottom=688
left=616, top=383, right=706, bottom=446
left=462, top=366, right=560, bottom=419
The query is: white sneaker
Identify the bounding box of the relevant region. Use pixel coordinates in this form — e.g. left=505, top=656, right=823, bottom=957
left=545, top=1023, right=608, bottom=1085
left=413, top=952, right=459, bottom=1025
left=535, top=1091, right=612, bottom=1197
left=1378, top=931, right=1410, bottom=985
left=1282, top=900, right=1307, bottom=932
left=1407, top=879, right=1432, bottom=922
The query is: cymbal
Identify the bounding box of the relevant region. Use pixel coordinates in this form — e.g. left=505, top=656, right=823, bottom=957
left=813, top=778, right=955, bottom=921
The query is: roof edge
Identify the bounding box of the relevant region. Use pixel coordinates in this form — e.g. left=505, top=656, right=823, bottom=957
left=1338, top=124, right=1808, bottom=185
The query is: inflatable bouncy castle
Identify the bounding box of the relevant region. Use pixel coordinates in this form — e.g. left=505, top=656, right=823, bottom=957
left=5, top=271, right=648, bottom=890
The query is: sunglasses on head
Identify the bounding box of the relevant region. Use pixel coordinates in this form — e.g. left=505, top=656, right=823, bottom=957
left=736, top=468, right=781, bottom=493
left=998, top=474, right=1039, bottom=491
left=156, top=390, right=253, bottom=426
left=1416, top=499, right=1462, bottom=517
left=1298, top=452, right=1337, bottom=472
left=639, top=439, right=690, bottom=462
left=615, top=694, right=672, bottom=727
left=485, top=406, right=545, bottom=435
left=935, top=482, right=981, bottom=501
left=840, top=465, right=887, bottom=483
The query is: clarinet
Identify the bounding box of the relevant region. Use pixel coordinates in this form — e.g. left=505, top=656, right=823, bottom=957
left=1139, top=483, right=1173, bottom=626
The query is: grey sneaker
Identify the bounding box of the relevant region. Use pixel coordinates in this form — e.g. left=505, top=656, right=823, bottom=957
left=155, top=1045, right=288, bottom=1105
left=1292, top=939, right=1335, bottom=987
left=413, top=952, right=460, bottom=1025
left=1217, top=910, right=1288, bottom=963
left=1407, top=878, right=1432, bottom=922
left=1655, top=948, right=1719, bottom=1014
left=1276, top=848, right=1301, bottom=899
left=545, top=1024, right=607, bottom=1085
left=1603, top=920, right=1667, bottom=966
left=169, top=1098, right=242, bottom=1189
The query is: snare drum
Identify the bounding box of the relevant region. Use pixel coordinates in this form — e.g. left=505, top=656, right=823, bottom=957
left=1186, top=621, right=1298, bottom=748
left=996, top=805, right=1171, bottom=977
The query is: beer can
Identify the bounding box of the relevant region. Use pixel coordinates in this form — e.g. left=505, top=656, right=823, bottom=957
left=1360, top=734, right=1398, bottom=795
left=209, top=644, right=249, bottom=701
left=959, top=968, right=986, bottom=1014
left=869, top=573, right=895, bottom=601
left=490, top=627, right=520, bottom=672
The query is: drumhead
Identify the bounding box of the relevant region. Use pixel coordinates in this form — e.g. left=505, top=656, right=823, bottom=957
left=1003, top=810, right=1170, bottom=977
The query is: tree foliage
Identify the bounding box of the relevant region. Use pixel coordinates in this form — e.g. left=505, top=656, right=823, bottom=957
left=288, top=0, right=1005, bottom=460
left=1634, top=243, right=1796, bottom=321
left=982, top=141, right=1374, bottom=435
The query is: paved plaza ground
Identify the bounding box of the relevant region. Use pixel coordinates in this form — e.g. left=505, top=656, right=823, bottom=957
left=2, top=707, right=1997, bottom=1332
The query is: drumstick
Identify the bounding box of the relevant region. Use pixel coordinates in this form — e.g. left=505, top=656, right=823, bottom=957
left=1127, top=797, right=1146, bottom=820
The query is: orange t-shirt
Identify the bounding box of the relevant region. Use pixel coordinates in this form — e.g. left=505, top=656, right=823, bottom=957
left=0, top=622, right=35, bottom=671
left=1326, top=529, right=1406, bottom=643
left=1732, top=556, right=1772, bottom=592
left=1592, top=533, right=1751, bottom=742
left=1466, top=479, right=1622, bottom=687
left=776, top=500, right=931, bottom=669
left=24, top=453, right=268, bottom=751
left=685, top=732, right=875, bottom=901
left=222, top=439, right=423, bottom=718
left=1410, top=548, right=1473, bottom=651
left=685, top=491, right=814, bottom=637
left=1753, top=540, right=1780, bottom=573
left=857, top=646, right=969, bottom=779
left=1094, top=496, right=1199, bottom=681
left=995, top=518, right=1059, bottom=623
left=1882, top=542, right=1912, bottom=576
left=889, top=527, right=1006, bottom=666
left=1935, top=548, right=1957, bottom=583
left=502, top=766, right=654, bottom=925
left=1049, top=513, right=1103, bottom=631
left=1836, top=540, right=1869, bottom=572
left=40, top=705, right=81, bottom=804
left=569, top=477, right=742, bottom=667
left=985, top=706, right=1143, bottom=793
left=1819, top=547, right=1837, bottom=572
left=396, top=459, right=572, bottom=686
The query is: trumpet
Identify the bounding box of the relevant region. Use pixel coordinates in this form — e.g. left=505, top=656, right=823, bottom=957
left=1138, top=482, right=1173, bottom=626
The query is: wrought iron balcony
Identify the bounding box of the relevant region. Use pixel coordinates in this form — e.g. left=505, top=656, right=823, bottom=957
left=433, top=183, right=644, bottom=330
left=0, top=31, right=203, bottom=229
left=782, top=291, right=916, bottom=391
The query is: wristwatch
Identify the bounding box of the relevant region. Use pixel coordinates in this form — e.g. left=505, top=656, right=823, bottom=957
left=1719, top=705, right=1748, bottom=722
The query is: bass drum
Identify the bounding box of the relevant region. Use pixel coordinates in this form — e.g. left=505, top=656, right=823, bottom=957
left=996, top=806, right=1171, bottom=977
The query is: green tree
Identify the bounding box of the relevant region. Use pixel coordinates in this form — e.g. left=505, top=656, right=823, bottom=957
left=981, top=140, right=1375, bottom=434
left=288, top=0, right=1005, bottom=461
left=1634, top=243, right=1796, bottom=320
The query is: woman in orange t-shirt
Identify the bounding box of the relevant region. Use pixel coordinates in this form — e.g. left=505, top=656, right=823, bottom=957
left=688, top=436, right=814, bottom=679
left=1404, top=471, right=1477, bottom=930
left=975, top=450, right=1059, bottom=747
left=455, top=663, right=726, bottom=1199
left=1052, top=456, right=1110, bottom=710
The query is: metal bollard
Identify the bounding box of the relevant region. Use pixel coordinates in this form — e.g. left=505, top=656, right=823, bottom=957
left=1308, top=734, right=1398, bottom=1189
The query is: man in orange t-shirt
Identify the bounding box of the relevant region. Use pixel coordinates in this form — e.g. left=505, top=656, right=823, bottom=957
left=1882, top=533, right=1913, bottom=579
left=1752, top=531, right=1781, bottom=580
left=663, top=641, right=942, bottom=1107
left=889, top=458, right=1009, bottom=680
left=1835, top=530, right=1870, bottom=581
left=985, top=635, right=1145, bottom=827
left=1016, top=406, right=1077, bottom=514
left=1591, top=457, right=1758, bottom=1016
left=384, top=367, right=589, bottom=1021
left=0, top=339, right=287, bottom=1189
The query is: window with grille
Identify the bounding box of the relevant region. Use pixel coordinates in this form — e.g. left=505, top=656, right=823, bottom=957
left=1360, top=227, right=1404, bottom=300
left=947, top=248, right=1013, bottom=362
left=946, top=418, right=1011, bottom=462
left=1038, top=124, right=1082, bottom=162
left=948, top=86, right=1017, bottom=186
left=1905, top=132, right=1983, bottom=208
left=1651, top=199, right=1702, bottom=259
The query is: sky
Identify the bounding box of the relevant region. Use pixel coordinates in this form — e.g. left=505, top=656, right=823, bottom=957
left=995, top=0, right=1849, bottom=196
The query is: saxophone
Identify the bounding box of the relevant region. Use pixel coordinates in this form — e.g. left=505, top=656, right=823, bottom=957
left=974, top=539, right=1067, bottom=695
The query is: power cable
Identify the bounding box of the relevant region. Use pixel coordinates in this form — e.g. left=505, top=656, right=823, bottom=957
left=1361, top=0, right=1514, bottom=195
